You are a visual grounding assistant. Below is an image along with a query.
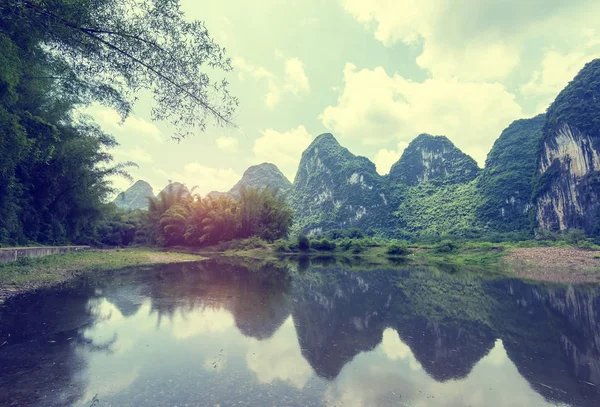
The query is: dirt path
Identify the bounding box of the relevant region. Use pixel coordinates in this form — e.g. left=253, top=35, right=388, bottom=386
left=505, top=247, right=600, bottom=284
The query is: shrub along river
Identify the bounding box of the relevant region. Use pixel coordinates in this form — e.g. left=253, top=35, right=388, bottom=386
left=0, top=257, right=599, bottom=406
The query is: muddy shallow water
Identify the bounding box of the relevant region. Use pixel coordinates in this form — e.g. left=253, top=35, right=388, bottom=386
left=1, top=258, right=599, bottom=406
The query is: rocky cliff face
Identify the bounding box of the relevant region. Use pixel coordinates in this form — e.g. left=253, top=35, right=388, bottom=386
left=228, top=162, right=291, bottom=199
left=388, top=134, right=480, bottom=186
left=478, top=115, right=545, bottom=231
left=534, top=59, right=600, bottom=233
left=113, top=180, right=154, bottom=210
left=289, top=133, right=389, bottom=234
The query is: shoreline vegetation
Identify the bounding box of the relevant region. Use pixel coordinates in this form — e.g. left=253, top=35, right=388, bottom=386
left=0, top=250, right=204, bottom=304
left=1, top=235, right=599, bottom=304
left=175, top=234, right=600, bottom=283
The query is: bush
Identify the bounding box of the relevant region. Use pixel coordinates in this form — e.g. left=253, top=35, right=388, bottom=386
left=239, top=236, right=268, bottom=249
left=312, top=238, right=336, bottom=251
left=535, top=228, right=559, bottom=241
left=564, top=229, right=587, bottom=245
left=577, top=239, right=597, bottom=250
left=346, top=228, right=364, bottom=239
left=386, top=241, right=410, bottom=256
left=326, top=229, right=345, bottom=240
left=274, top=239, right=291, bottom=253
left=354, top=237, right=380, bottom=247
left=338, top=238, right=353, bottom=251
left=297, top=234, right=310, bottom=252
left=350, top=240, right=365, bottom=254
left=434, top=240, right=459, bottom=253
left=325, top=228, right=364, bottom=240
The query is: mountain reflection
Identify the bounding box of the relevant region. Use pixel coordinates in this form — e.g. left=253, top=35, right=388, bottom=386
left=0, top=259, right=599, bottom=406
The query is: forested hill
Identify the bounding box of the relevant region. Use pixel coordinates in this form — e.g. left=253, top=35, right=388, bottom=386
left=284, top=59, right=600, bottom=239
left=388, top=134, right=480, bottom=186
left=92, top=58, right=600, bottom=243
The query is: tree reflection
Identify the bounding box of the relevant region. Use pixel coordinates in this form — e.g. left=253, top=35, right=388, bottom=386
left=0, top=288, right=95, bottom=406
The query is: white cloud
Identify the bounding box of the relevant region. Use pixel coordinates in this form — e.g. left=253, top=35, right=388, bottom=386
left=246, top=317, right=313, bottom=389
left=232, top=56, right=274, bottom=81
left=113, top=146, right=154, bottom=164
left=234, top=56, right=310, bottom=109
left=380, top=328, right=422, bottom=371
left=320, top=63, right=522, bottom=166
left=90, top=107, right=162, bottom=142
left=372, top=142, right=409, bottom=175
left=169, top=308, right=235, bottom=340
left=521, top=38, right=600, bottom=113
left=265, top=81, right=281, bottom=110
left=215, top=136, right=239, bottom=152
left=324, top=335, right=550, bottom=407
left=283, top=58, right=310, bottom=95
left=300, top=17, right=319, bottom=27
left=253, top=125, right=313, bottom=180
left=342, top=0, right=600, bottom=81
left=154, top=163, right=241, bottom=196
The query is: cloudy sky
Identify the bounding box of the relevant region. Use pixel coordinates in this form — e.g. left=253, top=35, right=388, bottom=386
left=93, top=0, right=600, bottom=196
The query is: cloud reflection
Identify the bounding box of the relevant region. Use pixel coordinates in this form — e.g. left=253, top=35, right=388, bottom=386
left=246, top=317, right=313, bottom=389
left=325, top=334, right=550, bottom=407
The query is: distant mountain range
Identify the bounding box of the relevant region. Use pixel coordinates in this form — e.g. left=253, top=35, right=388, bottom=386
left=115, top=58, right=600, bottom=237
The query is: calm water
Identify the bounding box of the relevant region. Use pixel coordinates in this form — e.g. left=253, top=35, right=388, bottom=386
left=1, top=258, right=599, bottom=407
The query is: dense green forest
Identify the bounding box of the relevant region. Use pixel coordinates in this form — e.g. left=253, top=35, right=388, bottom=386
left=146, top=185, right=293, bottom=247
left=0, top=0, right=235, bottom=246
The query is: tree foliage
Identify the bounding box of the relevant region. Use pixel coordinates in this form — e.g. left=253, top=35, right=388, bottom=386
left=543, top=59, right=600, bottom=142
left=0, top=0, right=237, bottom=137
left=477, top=115, right=545, bottom=233
left=0, top=30, right=133, bottom=244
left=0, top=0, right=235, bottom=246
left=147, top=186, right=293, bottom=247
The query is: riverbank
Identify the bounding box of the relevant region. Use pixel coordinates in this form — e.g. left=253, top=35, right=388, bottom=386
left=0, top=249, right=204, bottom=303
left=178, top=239, right=600, bottom=283
left=505, top=247, right=600, bottom=283
left=2, top=242, right=599, bottom=303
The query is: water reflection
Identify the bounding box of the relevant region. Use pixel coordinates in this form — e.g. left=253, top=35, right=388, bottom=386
left=0, top=259, right=599, bottom=406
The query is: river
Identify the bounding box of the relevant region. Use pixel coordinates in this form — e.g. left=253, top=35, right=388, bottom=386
left=1, top=257, right=599, bottom=406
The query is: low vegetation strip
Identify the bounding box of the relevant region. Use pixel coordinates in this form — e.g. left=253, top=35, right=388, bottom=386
left=0, top=249, right=204, bottom=303
left=194, top=235, right=600, bottom=283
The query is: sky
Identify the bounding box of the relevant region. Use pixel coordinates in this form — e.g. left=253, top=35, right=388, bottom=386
left=90, top=0, right=600, bottom=197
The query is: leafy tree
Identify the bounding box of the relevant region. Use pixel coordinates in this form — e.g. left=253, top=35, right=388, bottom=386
left=312, top=238, right=336, bottom=251
left=297, top=234, right=310, bottom=252
left=144, top=186, right=293, bottom=248
left=160, top=204, right=190, bottom=246
left=0, top=0, right=237, bottom=137
left=238, top=187, right=293, bottom=241
left=194, top=196, right=239, bottom=246
left=386, top=241, right=410, bottom=256
left=1, top=0, right=237, bottom=246
left=147, top=182, right=192, bottom=245
left=0, top=34, right=133, bottom=244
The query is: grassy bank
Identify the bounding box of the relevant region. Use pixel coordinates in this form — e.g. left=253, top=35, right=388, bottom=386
left=182, top=236, right=600, bottom=282
left=0, top=249, right=204, bottom=302
left=213, top=237, right=510, bottom=270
